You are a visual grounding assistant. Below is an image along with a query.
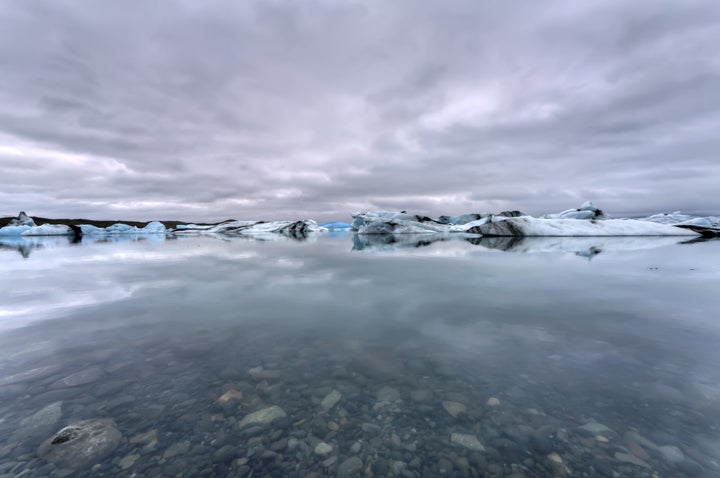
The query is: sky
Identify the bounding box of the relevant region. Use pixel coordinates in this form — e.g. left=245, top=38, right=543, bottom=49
left=1, top=0, right=719, bottom=222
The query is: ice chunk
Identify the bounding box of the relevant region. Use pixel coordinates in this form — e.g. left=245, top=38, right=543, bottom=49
left=437, top=214, right=487, bottom=225
left=140, top=221, right=166, bottom=234
left=351, top=211, right=442, bottom=231
left=21, top=224, right=75, bottom=236
left=6, top=212, right=36, bottom=227
left=448, top=217, right=491, bottom=233
left=204, top=219, right=327, bottom=239
left=320, top=221, right=351, bottom=230
left=544, top=201, right=605, bottom=220
left=477, top=216, right=699, bottom=236
left=0, top=225, right=32, bottom=236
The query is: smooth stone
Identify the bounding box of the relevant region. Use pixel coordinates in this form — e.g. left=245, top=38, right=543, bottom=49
left=20, top=402, right=62, bottom=429
left=237, top=406, right=287, bottom=429
left=314, top=442, right=333, bottom=455
left=118, top=453, right=139, bottom=470
left=376, top=386, right=400, bottom=402
left=547, top=453, right=563, bottom=464
left=217, top=390, right=243, bottom=404
left=614, top=452, right=651, bottom=469
left=51, top=367, right=104, bottom=388
left=442, top=401, right=466, bottom=418
left=163, top=441, right=190, bottom=459
left=321, top=390, right=342, bottom=411
left=450, top=433, right=485, bottom=452
left=214, top=445, right=240, bottom=463
left=658, top=445, right=684, bottom=463
left=37, top=418, right=121, bottom=471
left=578, top=421, right=614, bottom=435
left=487, top=397, right=501, bottom=407
left=337, top=456, right=363, bottom=478
left=130, top=429, right=158, bottom=451
left=410, top=390, right=433, bottom=403
left=350, top=441, right=362, bottom=454
left=626, top=441, right=650, bottom=461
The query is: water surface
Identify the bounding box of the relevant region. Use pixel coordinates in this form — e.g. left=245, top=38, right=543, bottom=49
left=1, top=234, right=719, bottom=477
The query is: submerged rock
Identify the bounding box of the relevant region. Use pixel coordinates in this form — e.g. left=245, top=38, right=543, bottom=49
left=238, top=405, right=287, bottom=429
left=450, top=433, right=485, bottom=451
left=37, top=418, right=121, bottom=470
left=320, top=389, right=342, bottom=411
left=20, top=402, right=62, bottom=430
left=442, top=401, right=466, bottom=418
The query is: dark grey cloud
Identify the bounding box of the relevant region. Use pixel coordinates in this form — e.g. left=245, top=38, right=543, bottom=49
left=1, top=0, right=719, bottom=222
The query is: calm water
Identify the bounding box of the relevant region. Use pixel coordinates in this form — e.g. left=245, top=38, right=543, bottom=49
left=1, top=234, right=719, bottom=477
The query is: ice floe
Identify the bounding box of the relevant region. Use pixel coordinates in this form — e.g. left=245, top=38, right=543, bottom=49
left=476, top=216, right=696, bottom=236
left=351, top=202, right=711, bottom=237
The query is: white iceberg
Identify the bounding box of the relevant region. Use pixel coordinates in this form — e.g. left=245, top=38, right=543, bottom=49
left=182, top=219, right=328, bottom=239
left=543, top=201, right=606, bottom=220
left=476, top=216, right=697, bottom=236
left=21, top=224, right=75, bottom=236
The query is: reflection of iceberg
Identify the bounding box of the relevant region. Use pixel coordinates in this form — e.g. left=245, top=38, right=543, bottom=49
left=352, top=233, right=453, bottom=252
left=178, top=220, right=326, bottom=241
left=470, top=236, right=685, bottom=256
left=0, top=236, right=75, bottom=258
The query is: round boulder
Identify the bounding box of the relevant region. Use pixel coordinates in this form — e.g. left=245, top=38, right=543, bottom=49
left=38, top=418, right=121, bottom=470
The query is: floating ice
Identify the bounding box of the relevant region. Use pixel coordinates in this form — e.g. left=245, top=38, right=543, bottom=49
left=477, top=216, right=696, bottom=236
left=21, top=224, right=75, bottom=236
left=320, top=221, right=351, bottom=230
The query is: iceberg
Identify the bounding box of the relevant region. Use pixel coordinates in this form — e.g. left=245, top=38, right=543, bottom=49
left=476, top=216, right=697, bottom=236
left=543, top=201, right=606, bottom=220
left=0, top=225, right=33, bottom=236
left=8, top=211, right=37, bottom=227
left=80, top=221, right=167, bottom=235
left=320, top=221, right=351, bottom=230
left=21, top=224, right=76, bottom=236
left=174, top=219, right=327, bottom=240
left=0, top=212, right=37, bottom=235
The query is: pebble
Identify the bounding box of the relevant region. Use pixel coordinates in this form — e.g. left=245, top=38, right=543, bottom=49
left=376, top=386, right=401, bottom=402
left=337, top=456, right=363, bottom=478
left=614, top=452, right=651, bottom=469
left=658, top=445, right=684, bottom=463
left=217, top=389, right=243, bottom=404
left=487, top=397, right=501, bottom=407
left=314, top=442, right=333, bottom=455
left=321, top=389, right=342, bottom=411
left=237, top=405, right=287, bottom=428
left=118, top=453, right=139, bottom=470
left=578, top=421, right=614, bottom=435
left=442, top=400, right=466, bottom=418
left=450, top=433, right=485, bottom=452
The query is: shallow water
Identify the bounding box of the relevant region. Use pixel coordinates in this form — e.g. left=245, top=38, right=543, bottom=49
left=1, top=234, right=719, bottom=477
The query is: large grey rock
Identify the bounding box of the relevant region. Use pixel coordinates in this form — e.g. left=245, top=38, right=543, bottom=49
left=37, top=418, right=121, bottom=470
left=238, top=406, right=286, bottom=429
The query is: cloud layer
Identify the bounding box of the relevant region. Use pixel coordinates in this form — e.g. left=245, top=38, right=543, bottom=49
left=1, top=0, right=719, bottom=221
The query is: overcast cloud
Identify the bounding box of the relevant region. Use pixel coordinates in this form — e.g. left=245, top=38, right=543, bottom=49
left=1, top=0, right=719, bottom=222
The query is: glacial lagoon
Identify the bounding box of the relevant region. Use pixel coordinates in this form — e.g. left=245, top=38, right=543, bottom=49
left=1, top=234, right=719, bottom=477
